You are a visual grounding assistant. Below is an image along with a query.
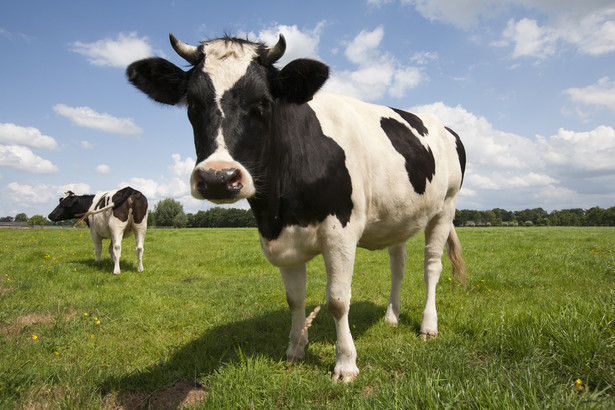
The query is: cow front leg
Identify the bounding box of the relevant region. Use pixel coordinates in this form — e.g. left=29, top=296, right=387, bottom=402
left=280, top=265, right=307, bottom=361
left=384, top=243, right=406, bottom=326
left=421, top=218, right=450, bottom=339
left=323, top=244, right=359, bottom=382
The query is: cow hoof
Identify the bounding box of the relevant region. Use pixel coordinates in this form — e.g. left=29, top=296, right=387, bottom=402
left=384, top=315, right=399, bottom=327
left=332, top=368, right=359, bottom=383
left=113, top=271, right=121, bottom=275
left=420, top=332, right=438, bottom=341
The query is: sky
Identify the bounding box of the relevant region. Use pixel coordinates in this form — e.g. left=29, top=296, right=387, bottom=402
left=1, top=0, right=615, bottom=218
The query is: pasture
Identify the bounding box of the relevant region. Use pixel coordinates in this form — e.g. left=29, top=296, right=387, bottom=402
left=1, top=227, right=613, bottom=408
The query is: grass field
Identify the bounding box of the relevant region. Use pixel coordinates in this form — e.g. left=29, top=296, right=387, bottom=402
left=1, top=227, right=613, bottom=408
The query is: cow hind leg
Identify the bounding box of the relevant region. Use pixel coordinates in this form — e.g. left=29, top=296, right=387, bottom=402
left=384, top=243, right=406, bottom=326
left=280, top=265, right=307, bottom=361
left=92, top=233, right=103, bottom=263
left=421, top=217, right=455, bottom=340
left=110, top=230, right=125, bottom=275
left=134, top=223, right=146, bottom=272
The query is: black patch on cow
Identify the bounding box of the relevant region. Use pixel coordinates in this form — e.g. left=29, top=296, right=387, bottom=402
left=111, top=187, right=149, bottom=223
left=380, top=117, right=435, bottom=195
left=446, top=127, right=466, bottom=186
left=391, top=108, right=428, bottom=137
left=248, top=103, right=353, bottom=241
left=126, top=58, right=189, bottom=105
left=48, top=195, right=94, bottom=222
left=187, top=71, right=221, bottom=163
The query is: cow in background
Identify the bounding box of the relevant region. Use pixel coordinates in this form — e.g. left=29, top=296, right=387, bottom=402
left=127, top=33, right=465, bottom=382
left=48, top=187, right=148, bottom=275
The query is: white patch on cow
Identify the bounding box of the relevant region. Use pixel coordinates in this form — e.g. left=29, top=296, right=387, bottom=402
left=203, top=40, right=259, bottom=104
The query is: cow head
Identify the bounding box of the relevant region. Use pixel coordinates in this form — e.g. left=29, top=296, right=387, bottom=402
left=48, top=191, right=80, bottom=221
left=126, top=33, right=329, bottom=204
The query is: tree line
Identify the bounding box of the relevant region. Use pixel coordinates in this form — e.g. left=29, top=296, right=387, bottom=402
left=454, top=207, right=615, bottom=227
left=3, top=201, right=615, bottom=228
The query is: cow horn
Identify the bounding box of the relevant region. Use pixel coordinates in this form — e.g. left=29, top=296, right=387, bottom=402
left=265, top=34, right=286, bottom=64
left=169, top=33, right=201, bottom=65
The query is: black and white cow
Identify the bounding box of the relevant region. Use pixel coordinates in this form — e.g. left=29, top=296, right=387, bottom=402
left=48, top=187, right=148, bottom=275
left=127, top=34, right=466, bottom=382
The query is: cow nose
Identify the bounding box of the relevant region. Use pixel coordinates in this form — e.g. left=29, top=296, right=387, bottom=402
left=195, top=168, right=243, bottom=200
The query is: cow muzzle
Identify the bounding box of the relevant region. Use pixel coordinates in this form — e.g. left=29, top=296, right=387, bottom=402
left=191, top=162, right=254, bottom=203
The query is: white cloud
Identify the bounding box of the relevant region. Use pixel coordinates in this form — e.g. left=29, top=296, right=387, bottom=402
left=564, top=77, right=615, bottom=113
left=80, top=140, right=94, bottom=149
left=0, top=123, right=58, bottom=150
left=53, top=104, right=142, bottom=137
left=71, top=32, right=155, bottom=68
left=95, top=164, right=111, bottom=174
left=410, top=102, right=615, bottom=209
left=325, top=26, right=424, bottom=101
left=5, top=182, right=90, bottom=206
left=119, top=154, right=194, bottom=201
left=499, top=18, right=558, bottom=59
left=253, top=22, right=325, bottom=67
left=0, top=145, right=58, bottom=173
left=397, top=1, right=615, bottom=59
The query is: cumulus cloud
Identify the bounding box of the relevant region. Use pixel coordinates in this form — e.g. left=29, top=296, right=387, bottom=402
left=0, top=145, right=58, bottom=173
left=393, top=1, right=615, bottom=59
left=411, top=102, right=615, bottom=209
left=498, top=18, right=558, bottom=59
left=251, top=22, right=325, bottom=67
left=324, top=26, right=424, bottom=101
left=53, top=104, right=142, bottom=137
left=564, top=77, right=615, bottom=113
left=0, top=123, right=58, bottom=150
left=71, top=32, right=155, bottom=68
left=95, top=164, right=111, bottom=174
left=4, top=182, right=90, bottom=207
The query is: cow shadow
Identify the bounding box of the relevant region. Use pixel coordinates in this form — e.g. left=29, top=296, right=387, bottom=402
left=76, top=258, right=139, bottom=273
left=101, top=301, right=388, bottom=405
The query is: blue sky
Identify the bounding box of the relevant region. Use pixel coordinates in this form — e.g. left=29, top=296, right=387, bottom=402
left=1, top=0, right=615, bottom=218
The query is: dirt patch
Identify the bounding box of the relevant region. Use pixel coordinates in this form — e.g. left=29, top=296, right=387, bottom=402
left=0, top=285, right=14, bottom=295
left=0, top=313, right=55, bottom=336
left=105, top=380, right=209, bottom=409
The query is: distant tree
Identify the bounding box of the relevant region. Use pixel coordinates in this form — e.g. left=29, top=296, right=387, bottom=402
left=154, top=198, right=185, bottom=227
left=15, top=213, right=28, bottom=222
left=28, top=215, right=49, bottom=226
left=0, top=216, right=14, bottom=222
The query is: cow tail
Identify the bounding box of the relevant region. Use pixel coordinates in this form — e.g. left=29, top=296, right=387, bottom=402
left=446, top=225, right=466, bottom=288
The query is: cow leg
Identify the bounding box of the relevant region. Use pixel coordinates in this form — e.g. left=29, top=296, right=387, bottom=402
left=384, top=242, right=407, bottom=326
left=91, top=232, right=103, bottom=262
left=323, top=243, right=359, bottom=382
left=134, top=224, right=146, bottom=272
left=280, top=265, right=307, bottom=361
left=421, top=217, right=451, bottom=339
left=110, top=229, right=124, bottom=275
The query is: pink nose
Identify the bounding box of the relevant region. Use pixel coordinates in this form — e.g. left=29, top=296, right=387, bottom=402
left=192, top=166, right=244, bottom=200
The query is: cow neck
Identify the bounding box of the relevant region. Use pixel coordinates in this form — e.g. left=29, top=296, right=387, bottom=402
left=78, top=195, right=95, bottom=227
left=248, top=100, right=353, bottom=241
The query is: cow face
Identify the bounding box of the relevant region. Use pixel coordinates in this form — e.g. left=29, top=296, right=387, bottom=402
left=127, top=34, right=329, bottom=204
left=48, top=192, right=80, bottom=221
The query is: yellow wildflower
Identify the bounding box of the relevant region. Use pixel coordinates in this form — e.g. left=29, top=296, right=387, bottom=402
left=31, top=335, right=38, bottom=340
left=576, top=379, right=583, bottom=391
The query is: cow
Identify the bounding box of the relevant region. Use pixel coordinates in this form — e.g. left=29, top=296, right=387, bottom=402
left=48, top=187, right=148, bottom=275
left=126, top=33, right=466, bottom=382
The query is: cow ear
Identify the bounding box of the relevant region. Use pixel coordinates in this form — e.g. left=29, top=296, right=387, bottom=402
left=271, top=59, right=329, bottom=104
left=126, top=58, right=188, bottom=105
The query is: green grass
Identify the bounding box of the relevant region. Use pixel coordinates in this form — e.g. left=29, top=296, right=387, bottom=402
left=1, top=227, right=613, bottom=408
